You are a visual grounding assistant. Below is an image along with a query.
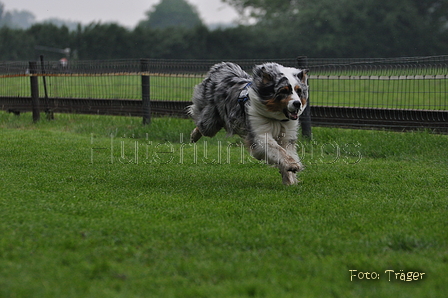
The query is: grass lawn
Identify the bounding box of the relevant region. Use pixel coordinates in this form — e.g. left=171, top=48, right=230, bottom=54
left=0, top=112, right=447, bottom=297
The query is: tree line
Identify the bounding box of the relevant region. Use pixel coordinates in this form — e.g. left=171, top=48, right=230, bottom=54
left=1, top=0, right=447, bottom=61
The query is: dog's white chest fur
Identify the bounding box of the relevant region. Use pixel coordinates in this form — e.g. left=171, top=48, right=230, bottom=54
left=248, top=111, right=298, bottom=140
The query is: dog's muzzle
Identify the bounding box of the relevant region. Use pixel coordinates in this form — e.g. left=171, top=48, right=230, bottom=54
left=284, top=100, right=303, bottom=120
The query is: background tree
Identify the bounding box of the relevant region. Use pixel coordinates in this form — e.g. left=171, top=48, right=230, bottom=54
left=138, top=0, right=203, bottom=29
left=0, top=1, right=36, bottom=29
left=223, top=0, right=448, bottom=58
left=222, top=0, right=302, bottom=22
left=0, top=2, right=11, bottom=27
left=76, top=23, right=132, bottom=59
left=5, top=10, right=36, bottom=29
left=27, top=23, right=72, bottom=60
left=0, top=0, right=447, bottom=60
left=0, top=26, right=31, bottom=59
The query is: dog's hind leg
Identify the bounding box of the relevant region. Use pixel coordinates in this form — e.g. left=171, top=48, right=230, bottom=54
left=191, top=107, right=224, bottom=142
left=190, top=117, right=224, bottom=143
left=190, top=120, right=223, bottom=143
left=190, top=127, right=203, bottom=143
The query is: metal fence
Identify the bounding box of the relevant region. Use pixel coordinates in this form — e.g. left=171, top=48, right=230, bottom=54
left=304, top=56, right=447, bottom=110
left=0, top=56, right=447, bottom=131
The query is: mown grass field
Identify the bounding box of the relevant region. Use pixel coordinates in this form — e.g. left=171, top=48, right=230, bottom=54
left=0, top=112, right=447, bottom=297
left=1, top=73, right=446, bottom=110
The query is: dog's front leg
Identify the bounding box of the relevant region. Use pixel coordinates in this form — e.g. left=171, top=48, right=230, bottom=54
left=280, top=137, right=303, bottom=185
left=249, top=134, right=301, bottom=185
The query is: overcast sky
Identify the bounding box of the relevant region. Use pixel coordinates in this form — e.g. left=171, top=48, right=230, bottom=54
left=1, top=0, right=240, bottom=27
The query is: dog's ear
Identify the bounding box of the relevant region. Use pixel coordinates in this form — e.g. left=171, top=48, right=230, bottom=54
left=254, top=65, right=274, bottom=85
left=261, top=67, right=273, bottom=85
left=253, top=64, right=279, bottom=99
left=297, top=69, right=309, bottom=83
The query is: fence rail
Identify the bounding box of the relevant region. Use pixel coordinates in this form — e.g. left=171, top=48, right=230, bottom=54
left=0, top=56, right=447, bottom=132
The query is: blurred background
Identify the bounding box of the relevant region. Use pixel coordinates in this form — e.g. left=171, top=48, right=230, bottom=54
left=1, top=0, right=447, bottom=60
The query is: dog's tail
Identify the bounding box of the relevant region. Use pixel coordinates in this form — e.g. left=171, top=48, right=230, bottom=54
left=186, top=103, right=195, bottom=117
left=187, top=83, right=205, bottom=119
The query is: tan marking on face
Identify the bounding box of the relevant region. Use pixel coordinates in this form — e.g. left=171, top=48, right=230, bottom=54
left=265, top=95, right=293, bottom=112
left=301, top=98, right=307, bottom=107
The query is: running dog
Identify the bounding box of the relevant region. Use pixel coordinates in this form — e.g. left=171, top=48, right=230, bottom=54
left=188, top=62, right=309, bottom=185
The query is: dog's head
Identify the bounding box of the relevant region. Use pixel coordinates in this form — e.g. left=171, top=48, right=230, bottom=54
left=252, top=63, right=309, bottom=120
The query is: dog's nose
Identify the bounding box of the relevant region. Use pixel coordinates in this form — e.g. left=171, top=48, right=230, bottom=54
left=293, top=101, right=302, bottom=109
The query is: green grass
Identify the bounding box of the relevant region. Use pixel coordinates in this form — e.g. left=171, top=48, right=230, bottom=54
left=1, top=112, right=448, bottom=297
left=1, top=73, right=446, bottom=110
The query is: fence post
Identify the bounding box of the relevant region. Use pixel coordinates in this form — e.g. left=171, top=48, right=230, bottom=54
left=300, top=101, right=312, bottom=138
left=29, top=61, right=40, bottom=123
left=141, top=59, right=151, bottom=125
left=297, top=56, right=312, bottom=138
left=40, top=55, right=54, bottom=120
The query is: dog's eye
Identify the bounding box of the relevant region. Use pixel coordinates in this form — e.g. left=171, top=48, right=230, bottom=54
left=275, top=87, right=291, bottom=100
left=295, top=86, right=302, bottom=96
left=278, top=86, right=291, bottom=95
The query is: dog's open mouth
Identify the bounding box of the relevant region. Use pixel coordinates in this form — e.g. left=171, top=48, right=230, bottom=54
left=284, top=108, right=299, bottom=120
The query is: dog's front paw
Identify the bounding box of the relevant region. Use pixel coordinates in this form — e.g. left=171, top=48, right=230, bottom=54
left=284, top=159, right=303, bottom=173
left=281, top=170, right=299, bottom=186
left=279, top=159, right=302, bottom=185
left=286, top=162, right=301, bottom=173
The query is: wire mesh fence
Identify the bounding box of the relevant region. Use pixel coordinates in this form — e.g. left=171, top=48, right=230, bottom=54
left=0, top=56, right=447, bottom=131
left=304, top=56, right=448, bottom=110
left=0, top=60, right=143, bottom=100
left=1, top=56, right=446, bottom=110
